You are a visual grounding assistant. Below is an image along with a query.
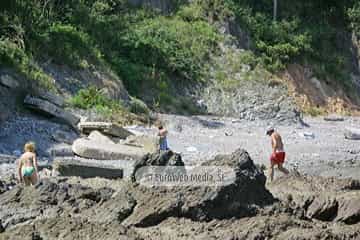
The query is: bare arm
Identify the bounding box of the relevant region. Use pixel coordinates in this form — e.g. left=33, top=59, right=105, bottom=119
left=33, top=153, right=38, bottom=173
left=159, top=129, right=168, bottom=138
left=17, top=159, right=23, bottom=182
left=271, top=135, right=277, bottom=153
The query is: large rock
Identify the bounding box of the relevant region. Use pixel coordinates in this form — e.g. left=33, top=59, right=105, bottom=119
left=88, top=130, right=115, bottom=144
left=24, top=95, right=80, bottom=128
left=268, top=175, right=360, bottom=224
left=72, top=138, right=148, bottom=160
left=0, top=74, right=19, bottom=89
left=34, top=89, right=65, bottom=107
left=306, top=196, right=338, bottom=221
left=79, top=122, right=133, bottom=138
left=123, top=149, right=274, bottom=227
left=344, top=127, right=360, bottom=140
left=53, top=157, right=123, bottom=179
left=124, top=135, right=159, bottom=153
left=335, top=194, right=360, bottom=224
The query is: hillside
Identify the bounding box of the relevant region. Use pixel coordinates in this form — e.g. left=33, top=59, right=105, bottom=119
left=1, top=0, right=360, bottom=122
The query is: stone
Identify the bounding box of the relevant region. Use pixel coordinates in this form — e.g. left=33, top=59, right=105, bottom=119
left=24, top=95, right=80, bottom=128
left=137, top=150, right=184, bottom=167
left=298, top=132, right=315, bottom=139
left=344, top=127, right=360, bottom=140
left=335, top=195, right=360, bottom=224
left=0, top=154, right=17, bottom=164
left=51, top=129, right=77, bottom=144
left=123, top=149, right=274, bottom=227
left=88, top=130, right=115, bottom=144
left=306, top=196, right=338, bottom=221
left=324, top=115, right=345, bottom=122
left=49, top=146, right=75, bottom=158
left=0, top=74, right=19, bottom=89
left=124, top=135, right=159, bottom=153
left=35, top=89, right=65, bottom=107
left=72, top=138, right=148, bottom=160
left=53, top=157, right=123, bottom=179
left=79, top=122, right=133, bottom=138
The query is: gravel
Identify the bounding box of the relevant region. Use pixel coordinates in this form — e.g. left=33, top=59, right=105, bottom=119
left=2, top=113, right=360, bottom=180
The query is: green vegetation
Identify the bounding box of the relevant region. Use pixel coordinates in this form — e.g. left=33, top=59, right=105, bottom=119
left=70, top=86, right=140, bottom=124
left=303, top=106, right=326, bottom=117
left=349, top=2, right=360, bottom=37
left=0, top=40, right=54, bottom=90
left=1, top=0, right=360, bottom=112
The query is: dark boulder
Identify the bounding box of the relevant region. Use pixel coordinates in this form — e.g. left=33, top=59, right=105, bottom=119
left=123, top=149, right=274, bottom=227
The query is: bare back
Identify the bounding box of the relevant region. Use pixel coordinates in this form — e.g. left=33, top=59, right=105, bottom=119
left=271, top=132, right=284, bottom=152
left=19, top=152, right=36, bottom=167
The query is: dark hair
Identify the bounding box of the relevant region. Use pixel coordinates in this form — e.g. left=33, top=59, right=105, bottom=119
left=266, top=129, right=274, bottom=135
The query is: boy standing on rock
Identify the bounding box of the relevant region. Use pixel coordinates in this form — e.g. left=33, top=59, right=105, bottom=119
left=157, top=122, right=169, bottom=151
left=266, top=127, right=289, bottom=181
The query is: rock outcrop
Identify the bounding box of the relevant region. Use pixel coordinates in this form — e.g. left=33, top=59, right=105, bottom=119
left=1, top=149, right=360, bottom=239
left=24, top=95, right=80, bottom=128
left=79, top=122, right=133, bottom=138
left=53, top=157, right=124, bottom=179
left=124, top=134, right=159, bottom=153
left=72, top=137, right=148, bottom=160
left=123, top=149, right=273, bottom=226
left=268, top=175, right=360, bottom=225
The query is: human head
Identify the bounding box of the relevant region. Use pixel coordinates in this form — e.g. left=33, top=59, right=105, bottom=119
left=155, top=120, right=163, bottom=130
left=24, top=141, right=36, bottom=153
left=266, top=127, right=275, bottom=136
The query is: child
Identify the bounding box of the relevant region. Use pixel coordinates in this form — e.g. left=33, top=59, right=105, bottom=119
left=157, top=123, right=169, bottom=151
left=266, top=127, right=289, bottom=182
left=17, top=142, right=38, bottom=186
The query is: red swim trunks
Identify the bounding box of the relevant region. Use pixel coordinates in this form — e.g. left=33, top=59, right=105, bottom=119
left=270, top=151, right=285, bottom=164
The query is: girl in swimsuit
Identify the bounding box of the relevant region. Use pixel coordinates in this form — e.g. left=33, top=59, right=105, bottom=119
left=17, top=142, right=38, bottom=186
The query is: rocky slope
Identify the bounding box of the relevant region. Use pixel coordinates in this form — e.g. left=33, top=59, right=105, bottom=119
left=197, top=44, right=300, bottom=124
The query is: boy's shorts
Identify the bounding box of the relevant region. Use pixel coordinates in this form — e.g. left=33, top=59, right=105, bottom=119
left=270, top=151, right=285, bottom=165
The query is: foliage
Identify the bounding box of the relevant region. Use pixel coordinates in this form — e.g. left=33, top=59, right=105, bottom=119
left=70, top=86, right=146, bottom=123
left=1, top=0, right=360, bottom=111
left=129, top=97, right=150, bottom=115
left=36, top=23, right=104, bottom=68
left=304, top=106, right=325, bottom=117
left=349, top=2, right=360, bottom=37
left=121, top=16, right=220, bottom=82
left=70, top=86, right=120, bottom=110
left=0, top=39, right=54, bottom=90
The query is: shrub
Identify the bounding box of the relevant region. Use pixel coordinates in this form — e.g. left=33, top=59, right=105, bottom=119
left=0, top=39, right=54, bottom=90
left=37, top=23, right=103, bottom=68
left=129, top=97, right=150, bottom=114
left=121, top=16, right=220, bottom=80
left=70, top=86, right=117, bottom=109
left=349, top=2, right=360, bottom=37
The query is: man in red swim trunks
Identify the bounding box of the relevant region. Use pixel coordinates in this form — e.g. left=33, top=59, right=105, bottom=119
left=266, top=127, right=289, bottom=182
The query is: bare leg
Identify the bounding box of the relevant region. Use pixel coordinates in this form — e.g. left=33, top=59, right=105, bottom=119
left=30, top=172, right=38, bottom=185
left=23, top=176, right=31, bottom=186
left=278, top=163, right=289, bottom=175
left=268, top=162, right=275, bottom=182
